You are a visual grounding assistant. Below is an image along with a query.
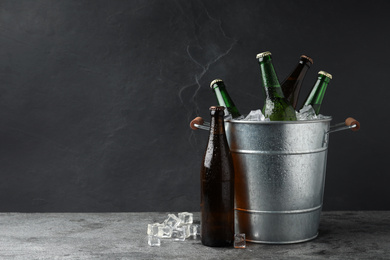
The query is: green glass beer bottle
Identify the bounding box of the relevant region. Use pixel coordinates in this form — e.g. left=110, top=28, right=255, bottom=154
left=210, top=79, right=242, bottom=119
left=301, top=71, right=332, bottom=115
left=281, top=55, right=313, bottom=109
left=200, top=106, right=234, bottom=247
left=256, top=51, right=297, bottom=121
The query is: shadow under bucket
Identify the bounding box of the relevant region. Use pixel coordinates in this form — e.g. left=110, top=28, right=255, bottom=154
left=225, top=118, right=332, bottom=244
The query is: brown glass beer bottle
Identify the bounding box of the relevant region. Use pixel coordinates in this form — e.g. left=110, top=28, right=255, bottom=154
left=200, top=106, right=234, bottom=247
left=281, top=55, right=313, bottom=109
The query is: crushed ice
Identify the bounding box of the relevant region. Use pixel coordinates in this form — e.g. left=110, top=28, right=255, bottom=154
left=226, top=106, right=331, bottom=122
left=244, top=109, right=269, bottom=121
left=296, top=105, right=331, bottom=121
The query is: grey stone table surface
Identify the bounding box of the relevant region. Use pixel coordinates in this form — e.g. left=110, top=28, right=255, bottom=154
left=0, top=211, right=389, bottom=260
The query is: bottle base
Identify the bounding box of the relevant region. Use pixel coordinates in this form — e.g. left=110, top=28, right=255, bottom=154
left=201, top=238, right=233, bottom=247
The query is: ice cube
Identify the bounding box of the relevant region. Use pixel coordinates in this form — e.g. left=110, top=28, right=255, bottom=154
left=189, top=224, right=199, bottom=237
left=157, top=225, right=173, bottom=238
left=297, top=105, right=317, bottom=120
left=148, top=235, right=161, bottom=247
left=317, top=114, right=331, bottom=120
left=178, top=212, right=193, bottom=224
left=179, top=224, right=191, bottom=238
left=171, top=227, right=186, bottom=241
left=234, top=233, right=246, bottom=249
left=147, top=223, right=163, bottom=236
left=164, top=214, right=181, bottom=228
left=244, top=109, right=268, bottom=121
left=224, top=114, right=233, bottom=120
left=231, top=115, right=245, bottom=120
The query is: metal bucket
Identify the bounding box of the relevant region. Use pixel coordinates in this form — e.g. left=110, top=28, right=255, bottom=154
left=190, top=115, right=359, bottom=244
left=225, top=118, right=332, bottom=244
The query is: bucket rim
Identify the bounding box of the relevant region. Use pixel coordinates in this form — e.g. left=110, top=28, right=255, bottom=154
left=226, top=116, right=332, bottom=125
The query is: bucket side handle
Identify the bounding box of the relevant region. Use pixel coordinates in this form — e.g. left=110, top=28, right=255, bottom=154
left=328, top=117, right=360, bottom=134
left=190, top=117, right=210, bottom=131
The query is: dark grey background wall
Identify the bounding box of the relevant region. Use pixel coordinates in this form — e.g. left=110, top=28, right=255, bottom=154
left=0, top=0, right=388, bottom=212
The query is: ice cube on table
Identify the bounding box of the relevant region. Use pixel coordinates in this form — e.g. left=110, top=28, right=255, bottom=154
left=234, top=233, right=246, bottom=249
left=189, top=224, right=199, bottom=237
left=179, top=224, right=191, bottom=238
left=297, top=105, right=317, bottom=120
left=178, top=212, right=193, bottom=224
left=177, top=222, right=199, bottom=239
left=158, top=225, right=173, bottom=238
left=244, top=109, right=268, bottom=121
left=164, top=214, right=181, bottom=228
left=148, top=235, right=161, bottom=247
left=147, top=223, right=163, bottom=236
left=171, top=227, right=186, bottom=241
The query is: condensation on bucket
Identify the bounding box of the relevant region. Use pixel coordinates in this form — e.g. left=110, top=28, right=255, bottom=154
left=225, top=118, right=332, bottom=244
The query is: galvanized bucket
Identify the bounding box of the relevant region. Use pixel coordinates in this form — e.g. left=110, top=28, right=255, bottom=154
left=190, top=116, right=359, bottom=244
left=225, top=118, right=348, bottom=244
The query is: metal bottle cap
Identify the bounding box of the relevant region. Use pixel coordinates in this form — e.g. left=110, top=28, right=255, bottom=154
left=318, top=71, right=333, bottom=79
left=300, top=55, right=314, bottom=64
left=256, top=51, right=272, bottom=59
left=209, top=106, right=225, bottom=111
left=210, top=79, right=223, bottom=88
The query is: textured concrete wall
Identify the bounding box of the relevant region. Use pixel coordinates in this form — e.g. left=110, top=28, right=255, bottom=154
left=0, top=0, right=388, bottom=212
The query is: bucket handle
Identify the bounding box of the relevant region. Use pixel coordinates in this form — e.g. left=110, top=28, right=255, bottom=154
left=189, top=117, right=210, bottom=131
left=327, top=117, right=360, bottom=134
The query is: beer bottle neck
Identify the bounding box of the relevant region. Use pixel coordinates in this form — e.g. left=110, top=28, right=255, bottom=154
left=211, top=82, right=241, bottom=119
left=258, top=56, right=284, bottom=99
left=209, top=110, right=225, bottom=135
left=289, top=59, right=311, bottom=79
left=303, top=74, right=331, bottom=114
